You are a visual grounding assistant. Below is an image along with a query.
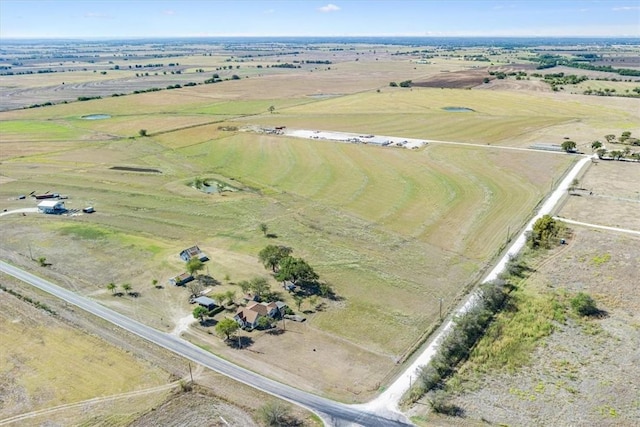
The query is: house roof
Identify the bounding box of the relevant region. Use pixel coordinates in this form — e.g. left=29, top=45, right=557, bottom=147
left=246, top=301, right=275, bottom=316
left=180, top=245, right=203, bottom=257
left=194, top=296, right=217, bottom=307
left=235, top=307, right=261, bottom=324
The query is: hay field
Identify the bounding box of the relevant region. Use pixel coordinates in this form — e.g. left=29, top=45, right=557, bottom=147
left=0, top=285, right=169, bottom=421
left=246, top=88, right=639, bottom=146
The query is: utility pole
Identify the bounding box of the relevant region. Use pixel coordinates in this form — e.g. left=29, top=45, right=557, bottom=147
left=188, top=362, right=193, bottom=383
left=439, top=298, right=443, bottom=320
left=28, top=243, right=33, bottom=260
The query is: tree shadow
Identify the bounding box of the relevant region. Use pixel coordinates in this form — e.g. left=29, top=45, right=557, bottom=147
left=227, top=336, right=254, bottom=349
left=155, top=285, right=164, bottom=289
left=266, top=233, right=278, bottom=239
left=198, top=275, right=220, bottom=286
left=267, top=328, right=285, bottom=336
left=128, top=291, right=141, bottom=298
left=113, top=292, right=124, bottom=297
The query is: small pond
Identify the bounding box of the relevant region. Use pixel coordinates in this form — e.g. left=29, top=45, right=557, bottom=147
left=81, top=114, right=111, bottom=120
left=442, top=107, right=475, bottom=112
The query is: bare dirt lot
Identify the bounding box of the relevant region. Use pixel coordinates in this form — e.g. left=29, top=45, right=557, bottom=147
left=559, top=160, right=640, bottom=231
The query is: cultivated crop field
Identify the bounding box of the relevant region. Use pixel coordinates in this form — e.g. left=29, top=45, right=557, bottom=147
left=1, top=40, right=639, bottom=405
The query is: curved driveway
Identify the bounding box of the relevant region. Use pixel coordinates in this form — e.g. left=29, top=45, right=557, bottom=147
left=0, top=260, right=411, bottom=427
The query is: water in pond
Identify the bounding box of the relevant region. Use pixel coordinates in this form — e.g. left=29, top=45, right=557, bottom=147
left=82, top=114, right=111, bottom=120
left=442, top=107, right=474, bottom=112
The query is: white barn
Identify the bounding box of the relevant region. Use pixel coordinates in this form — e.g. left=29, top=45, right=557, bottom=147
left=38, top=200, right=65, bottom=214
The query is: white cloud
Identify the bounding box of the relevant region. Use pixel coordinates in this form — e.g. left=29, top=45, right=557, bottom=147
left=612, top=6, right=640, bottom=11
left=264, top=9, right=275, bottom=14
left=318, top=4, right=340, bottom=13
left=163, top=10, right=177, bottom=16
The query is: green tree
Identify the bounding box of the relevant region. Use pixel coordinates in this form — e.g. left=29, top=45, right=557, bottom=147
left=186, top=258, right=205, bottom=276
left=527, top=215, right=563, bottom=249
left=249, top=277, right=271, bottom=299
left=238, top=280, right=251, bottom=294
left=561, top=140, right=577, bottom=152
left=193, top=306, right=209, bottom=324
left=591, top=140, right=602, bottom=151
left=258, top=402, right=290, bottom=427
left=274, top=256, right=318, bottom=285
left=37, top=256, right=47, bottom=267
left=268, top=105, right=275, bottom=114
left=604, top=134, right=616, bottom=143
left=259, top=222, right=269, bottom=236
left=224, top=289, right=236, bottom=306
left=571, top=292, right=598, bottom=316
left=610, top=150, right=624, bottom=160
left=620, top=131, right=631, bottom=143
left=122, top=283, right=132, bottom=295
left=138, top=129, right=148, bottom=137
left=258, top=245, right=292, bottom=272
left=152, top=279, right=158, bottom=288
left=257, top=316, right=273, bottom=330
left=596, top=148, right=607, bottom=159
left=215, top=318, right=239, bottom=340
left=107, top=282, right=117, bottom=294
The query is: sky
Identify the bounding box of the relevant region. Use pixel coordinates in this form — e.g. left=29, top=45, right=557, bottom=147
left=1, top=0, right=639, bottom=39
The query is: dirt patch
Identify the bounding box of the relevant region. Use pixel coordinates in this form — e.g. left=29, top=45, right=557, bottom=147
left=130, top=387, right=257, bottom=427
left=412, top=68, right=490, bottom=89
left=559, top=160, right=640, bottom=231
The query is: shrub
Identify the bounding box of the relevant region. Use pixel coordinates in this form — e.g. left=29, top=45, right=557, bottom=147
left=571, top=292, right=598, bottom=316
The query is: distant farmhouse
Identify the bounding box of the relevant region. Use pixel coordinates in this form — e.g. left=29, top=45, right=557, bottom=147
left=37, top=200, right=65, bottom=214
left=179, top=245, right=209, bottom=262
left=234, top=300, right=287, bottom=330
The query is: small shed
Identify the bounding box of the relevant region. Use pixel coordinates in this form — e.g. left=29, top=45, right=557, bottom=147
left=168, top=272, right=194, bottom=286
left=37, top=200, right=65, bottom=214
left=193, top=296, right=217, bottom=310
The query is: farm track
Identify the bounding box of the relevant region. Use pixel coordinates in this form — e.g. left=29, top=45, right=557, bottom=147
left=0, top=382, right=180, bottom=426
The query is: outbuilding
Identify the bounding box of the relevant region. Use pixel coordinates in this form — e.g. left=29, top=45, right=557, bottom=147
left=37, top=200, right=65, bottom=214
left=193, top=296, right=218, bottom=310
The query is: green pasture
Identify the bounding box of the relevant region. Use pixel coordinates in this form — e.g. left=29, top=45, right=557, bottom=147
left=0, top=119, right=86, bottom=141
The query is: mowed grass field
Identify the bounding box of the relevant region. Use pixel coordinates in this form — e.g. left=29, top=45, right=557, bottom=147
left=2, top=78, right=628, bottom=392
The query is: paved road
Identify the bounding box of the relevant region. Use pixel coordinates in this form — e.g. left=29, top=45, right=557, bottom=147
left=0, top=260, right=411, bottom=427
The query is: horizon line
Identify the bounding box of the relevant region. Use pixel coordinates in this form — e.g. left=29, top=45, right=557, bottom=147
left=3, top=35, right=640, bottom=40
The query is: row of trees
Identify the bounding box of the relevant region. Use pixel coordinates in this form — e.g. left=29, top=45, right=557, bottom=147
left=106, top=282, right=136, bottom=296
left=592, top=132, right=640, bottom=161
